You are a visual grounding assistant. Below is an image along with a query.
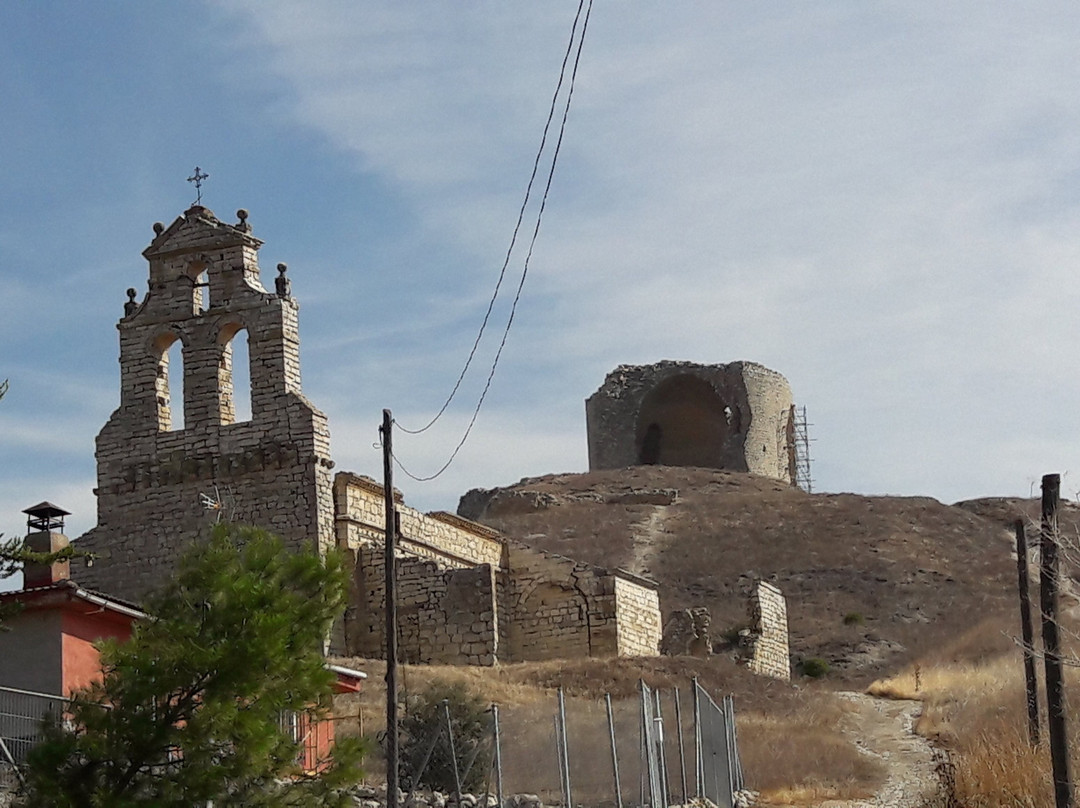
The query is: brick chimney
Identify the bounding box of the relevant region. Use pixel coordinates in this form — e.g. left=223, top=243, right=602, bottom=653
left=21, top=502, right=71, bottom=588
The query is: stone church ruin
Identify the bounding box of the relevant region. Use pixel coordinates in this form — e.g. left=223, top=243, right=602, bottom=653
left=73, top=204, right=662, bottom=664
left=586, top=361, right=797, bottom=484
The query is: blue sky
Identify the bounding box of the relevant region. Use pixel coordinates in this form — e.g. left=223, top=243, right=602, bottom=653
left=5, top=2, right=1080, bottom=544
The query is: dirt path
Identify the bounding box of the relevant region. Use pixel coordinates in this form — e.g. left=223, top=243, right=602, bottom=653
left=627, top=504, right=673, bottom=576
left=814, top=693, right=939, bottom=808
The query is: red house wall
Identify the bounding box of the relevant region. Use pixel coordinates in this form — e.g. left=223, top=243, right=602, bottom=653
left=60, top=609, right=133, bottom=695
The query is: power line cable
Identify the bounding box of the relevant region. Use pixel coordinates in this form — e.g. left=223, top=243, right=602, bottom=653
left=391, top=0, right=594, bottom=482
left=395, top=0, right=590, bottom=436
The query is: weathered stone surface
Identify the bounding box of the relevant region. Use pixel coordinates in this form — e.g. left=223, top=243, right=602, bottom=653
left=335, top=470, right=661, bottom=662
left=76, top=206, right=333, bottom=602
left=70, top=204, right=663, bottom=665
left=660, top=606, right=712, bottom=657
left=585, top=361, right=795, bottom=484
left=743, top=581, right=791, bottom=681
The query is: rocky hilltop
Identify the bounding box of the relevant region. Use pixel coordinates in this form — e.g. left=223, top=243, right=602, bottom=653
left=459, top=466, right=1075, bottom=682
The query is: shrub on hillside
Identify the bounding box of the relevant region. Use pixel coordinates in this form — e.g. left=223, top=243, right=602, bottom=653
left=399, top=682, right=492, bottom=794
left=798, top=657, right=830, bottom=678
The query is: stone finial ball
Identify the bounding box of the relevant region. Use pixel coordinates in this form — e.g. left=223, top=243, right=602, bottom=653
left=237, top=209, right=249, bottom=222
left=152, top=222, right=164, bottom=235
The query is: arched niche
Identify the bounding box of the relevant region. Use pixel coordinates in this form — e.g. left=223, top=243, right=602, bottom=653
left=634, top=374, right=736, bottom=468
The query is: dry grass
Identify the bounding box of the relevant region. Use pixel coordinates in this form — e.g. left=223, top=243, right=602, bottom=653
left=868, top=651, right=1080, bottom=807
left=471, top=466, right=1026, bottom=684
left=741, top=698, right=883, bottom=803
left=332, top=655, right=883, bottom=804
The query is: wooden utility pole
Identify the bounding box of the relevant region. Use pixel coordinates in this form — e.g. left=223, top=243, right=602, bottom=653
left=1041, top=473, right=1072, bottom=808
left=1015, top=519, right=1040, bottom=746
left=382, top=409, right=399, bottom=808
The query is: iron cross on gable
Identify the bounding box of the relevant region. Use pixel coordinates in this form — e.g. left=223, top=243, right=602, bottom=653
left=187, top=166, right=209, bottom=205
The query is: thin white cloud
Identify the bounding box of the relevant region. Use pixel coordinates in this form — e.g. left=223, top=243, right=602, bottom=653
left=4, top=1, right=1078, bottom=526
left=209, top=1, right=1080, bottom=506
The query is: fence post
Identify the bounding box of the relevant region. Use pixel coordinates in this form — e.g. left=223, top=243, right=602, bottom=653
left=673, top=687, right=687, bottom=805
left=1040, top=473, right=1073, bottom=808
left=724, top=695, right=742, bottom=795
left=640, top=681, right=648, bottom=808
left=492, top=705, right=504, bottom=808
left=605, top=693, right=623, bottom=808
left=691, top=678, right=702, bottom=799
left=653, top=690, right=669, bottom=808
left=442, top=700, right=463, bottom=806
left=1014, top=519, right=1040, bottom=746
left=557, top=688, right=573, bottom=808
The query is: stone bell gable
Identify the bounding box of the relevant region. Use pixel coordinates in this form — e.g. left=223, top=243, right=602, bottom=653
left=77, top=206, right=334, bottom=602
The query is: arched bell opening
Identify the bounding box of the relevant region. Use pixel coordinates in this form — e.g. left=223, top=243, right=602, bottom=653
left=217, top=322, right=252, bottom=424
left=153, top=331, right=185, bottom=431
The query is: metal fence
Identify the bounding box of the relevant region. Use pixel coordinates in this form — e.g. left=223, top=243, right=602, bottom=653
left=0, top=679, right=746, bottom=807
left=0, top=685, right=66, bottom=766
left=398, top=678, right=744, bottom=808
left=693, top=683, right=743, bottom=808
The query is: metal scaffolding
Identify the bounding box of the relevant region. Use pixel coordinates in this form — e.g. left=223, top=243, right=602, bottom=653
left=791, top=405, right=813, bottom=494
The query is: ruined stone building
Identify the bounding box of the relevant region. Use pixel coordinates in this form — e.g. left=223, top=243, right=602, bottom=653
left=75, top=204, right=662, bottom=664
left=586, top=361, right=796, bottom=484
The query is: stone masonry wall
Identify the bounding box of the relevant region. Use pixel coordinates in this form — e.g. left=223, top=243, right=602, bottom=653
left=614, top=575, right=662, bottom=656
left=585, top=361, right=795, bottom=484
left=346, top=545, right=499, bottom=665
left=77, top=206, right=333, bottom=602
left=72, top=206, right=667, bottom=665
left=334, top=473, right=504, bottom=569
left=746, top=580, right=791, bottom=681
left=506, top=545, right=621, bottom=661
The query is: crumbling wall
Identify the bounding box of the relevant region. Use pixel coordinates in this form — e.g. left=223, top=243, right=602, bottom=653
left=745, top=581, right=791, bottom=681
left=77, top=205, right=333, bottom=602
left=659, top=607, right=713, bottom=657
left=345, top=545, right=499, bottom=665
left=585, top=361, right=795, bottom=484
left=505, top=545, right=659, bottom=660
left=504, top=545, right=608, bottom=660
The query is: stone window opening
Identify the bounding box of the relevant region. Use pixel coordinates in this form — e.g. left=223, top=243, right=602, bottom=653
left=185, top=258, right=210, bottom=313
left=195, top=269, right=210, bottom=312
left=154, top=332, right=184, bottom=431
left=218, top=324, right=252, bottom=424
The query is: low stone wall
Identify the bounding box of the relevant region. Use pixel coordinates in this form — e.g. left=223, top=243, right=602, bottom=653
left=335, top=473, right=505, bottom=569
left=746, top=581, right=790, bottom=681
left=613, top=575, right=662, bottom=656
left=345, top=545, right=499, bottom=665
left=335, top=473, right=662, bottom=664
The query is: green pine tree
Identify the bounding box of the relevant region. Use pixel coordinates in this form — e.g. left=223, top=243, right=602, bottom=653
left=18, top=523, right=365, bottom=807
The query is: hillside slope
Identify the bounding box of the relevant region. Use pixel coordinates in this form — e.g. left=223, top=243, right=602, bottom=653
left=458, top=467, right=1067, bottom=682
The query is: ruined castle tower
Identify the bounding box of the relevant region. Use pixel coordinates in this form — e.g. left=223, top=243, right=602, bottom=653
left=586, top=361, right=796, bottom=484
left=77, top=205, right=334, bottom=601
